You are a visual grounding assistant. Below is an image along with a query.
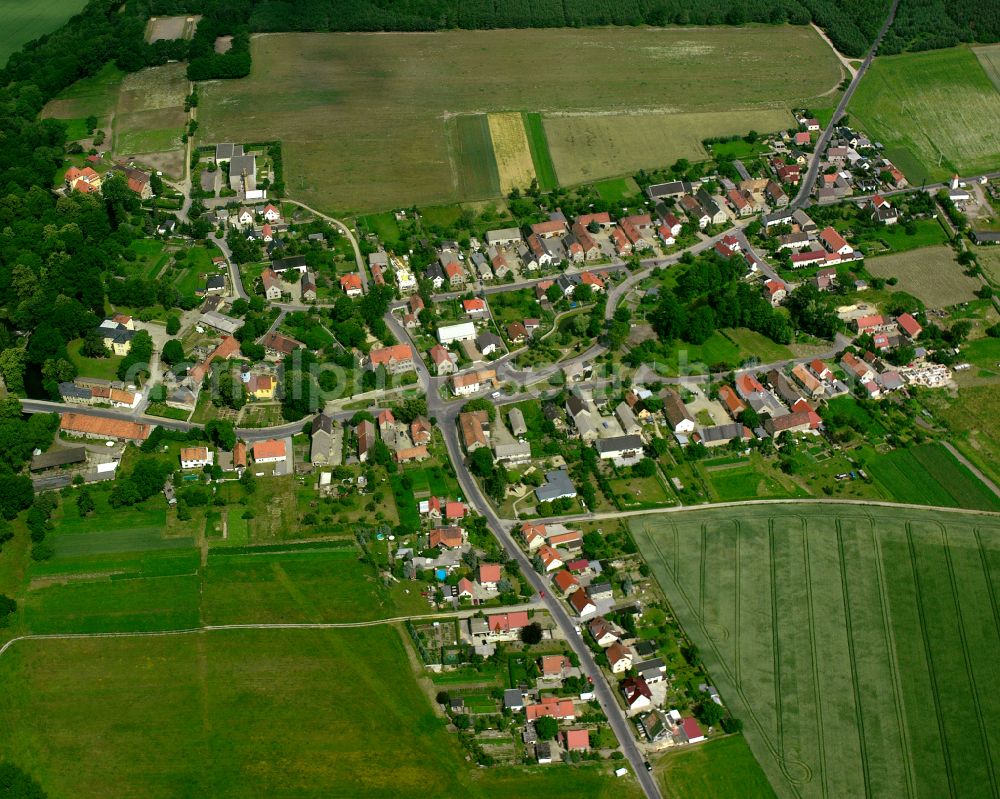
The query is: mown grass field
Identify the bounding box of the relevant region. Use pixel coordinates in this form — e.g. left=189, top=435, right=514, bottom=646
left=658, top=735, right=776, bottom=799
left=866, top=442, right=1000, bottom=511
left=198, top=26, right=839, bottom=212
left=545, top=109, right=796, bottom=186
left=523, top=111, right=558, bottom=191
left=448, top=114, right=501, bottom=200
left=863, top=245, right=982, bottom=306
left=633, top=504, right=1000, bottom=799
left=0, top=628, right=642, bottom=799
left=41, top=62, right=123, bottom=126
left=0, top=0, right=88, bottom=67
left=851, top=46, right=1000, bottom=184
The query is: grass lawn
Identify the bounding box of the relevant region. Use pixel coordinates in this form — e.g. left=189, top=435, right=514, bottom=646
left=865, top=442, right=1000, bottom=511
left=657, top=735, right=776, bottom=799
left=707, top=139, right=771, bottom=160
left=701, top=457, right=808, bottom=503
left=359, top=211, right=402, bottom=246
left=198, top=26, right=837, bottom=213
left=922, top=384, right=1000, bottom=487
left=867, top=218, right=949, bottom=253
left=633, top=503, right=1000, bottom=799
left=0, top=628, right=642, bottom=798
left=649, top=328, right=792, bottom=375
left=0, top=0, right=88, bottom=67
left=850, top=46, right=1000, bottom=183
left=67, top=338, right=123, bottom=381
left=593, top=176, right=639, bottom=204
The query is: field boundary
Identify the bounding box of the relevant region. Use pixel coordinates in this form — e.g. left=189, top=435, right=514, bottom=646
left=0, top=604, right=542, bottom=663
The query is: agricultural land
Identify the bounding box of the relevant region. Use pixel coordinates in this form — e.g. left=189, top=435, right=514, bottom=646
left=633, top=504, right=1000, bottom=799
left=197, top=25, right=842, bottom=212
left=0, top=628, right=639, bottom=799
left=863, top=246, right=983, bottom=306
left=0, top=0, right=88, bottom=67
left=850, top=46, right=1000, bottom=184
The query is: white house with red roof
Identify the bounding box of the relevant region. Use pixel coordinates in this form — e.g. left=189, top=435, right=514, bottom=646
left=819, top=226, right=853, bottom=256
left=340, top=273, right=363, bottom=297
left=262, top=204, right=281, bottom=222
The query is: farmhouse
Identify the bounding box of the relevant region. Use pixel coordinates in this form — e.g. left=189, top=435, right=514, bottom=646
left=594, top=435, right=645, bottom=467
left=60, top=414, right=150, bottom=443
left=180, top=446, right=213, bottom=469
left=662, top=389, right=695, bottom=434
left=252, top=439, right=287, bottom=464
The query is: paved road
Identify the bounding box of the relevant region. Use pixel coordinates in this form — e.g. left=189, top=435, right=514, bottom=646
left=436, top=406, right=663, bottom=797
left=792, top=0, right=900, bottom=210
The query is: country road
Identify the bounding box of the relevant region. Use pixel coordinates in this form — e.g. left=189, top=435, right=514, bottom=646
left=792, top=0, right=900, bottom=210
left=0, top=601, right=544, bottom=663
left=520, top=497, right=1000, bottom=529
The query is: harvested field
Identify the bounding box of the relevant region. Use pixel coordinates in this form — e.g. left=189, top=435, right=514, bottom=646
left=976, top=244, right=1000, bottom=285
left=851, top=47, right=1000, bottom=183
left=634, top=504, right=1000, bottom=799
left=117, top=62, right=188, bottom=114
left=144, top=15, right=199, bottom=43
left=864, top=245, right=982, bottom=306
left=198, top=26, right=840, bottom=212
left=545, top=109, right=794, bottom=185
left=488, top=112, right=536, bottom=194
left=113, top=63, right=189, bottom=178
left=975, top=43, right=1000, bottom=93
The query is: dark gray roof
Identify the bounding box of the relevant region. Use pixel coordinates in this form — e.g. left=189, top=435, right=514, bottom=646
left=30, top=447, right=86, bottom=470
left=58, top=382, right=91, bottom=400
left=698, top=423, right=746, bottom=443
left=594, top=435, right=643, bottom=454
left=311, top=413, right=333, bottom=435
left=535, top=469, right=577, bottom=503
left=272, top=255, right=307, bottom=272
left=646, top=180, right=693, bottom=199
left=206, top=274, right=225, bottom=290
left=475, top=331, right=502, bottom=350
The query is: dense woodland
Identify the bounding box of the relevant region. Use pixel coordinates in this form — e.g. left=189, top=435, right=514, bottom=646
left=137, top=0, right=1000, bottom=59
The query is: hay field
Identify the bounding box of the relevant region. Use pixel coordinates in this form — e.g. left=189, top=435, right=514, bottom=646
left=633, top=504, right=1000, bottom=799
left=864, top=245, right=982, bottom=306
left=198, top=26, right=840, bottom=212
left=546, top=109, right=794, bottom=185
left=488, top=112, right=536, bottom=193
left=975, top=44, right=1000, bottom=92
left=851, top=47, right=1000, bottom=184
left=0, top=0, right=88, bottom=67
left=114, top=63, right=189, bottom=177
